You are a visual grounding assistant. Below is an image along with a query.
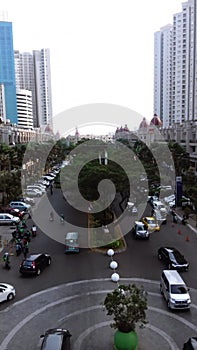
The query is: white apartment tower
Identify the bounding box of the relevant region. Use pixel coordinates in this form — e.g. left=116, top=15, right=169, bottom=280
left=14, top=48, right=53, bottom=129
left=154, top=0, right=197, bottom=126
left=154, top=25, right=172, bottom=127
left=33, top=48, right=53, bottom=128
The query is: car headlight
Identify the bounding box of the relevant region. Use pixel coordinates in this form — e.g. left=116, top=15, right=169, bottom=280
left=187, top=298, right=191, bottom=303
left=170, top=298, right=176, bottom=303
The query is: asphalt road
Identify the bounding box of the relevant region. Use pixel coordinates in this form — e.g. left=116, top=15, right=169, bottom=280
left=0, top=188, right=197, bottom=309
left=0, top=188, right=197, bottom=349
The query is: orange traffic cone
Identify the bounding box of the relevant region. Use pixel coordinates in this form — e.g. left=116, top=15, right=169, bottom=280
left=185, top=235, right=189, bottom=242
left=178, top=229, right=181, bottom=235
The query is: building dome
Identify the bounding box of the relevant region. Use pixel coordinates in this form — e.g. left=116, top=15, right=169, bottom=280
left=150, top=113, right=162, bottom=126
left=139, top=117, right=148, bottom=129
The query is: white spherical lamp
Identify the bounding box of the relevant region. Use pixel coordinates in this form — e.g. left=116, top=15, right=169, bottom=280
left=110, top=260, right=118, bottom=270
left=107, top=249, right=114, bottom=257
left=111, top=272, right=120, bottom=283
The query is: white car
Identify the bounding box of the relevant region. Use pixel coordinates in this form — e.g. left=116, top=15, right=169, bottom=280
left=0, top=213, right=20, bottom=225
left=24, top=189, right=42, bottom=197
left=0, top=283, right=16, bottom=302
left=27, top=185, right=45, bottom=194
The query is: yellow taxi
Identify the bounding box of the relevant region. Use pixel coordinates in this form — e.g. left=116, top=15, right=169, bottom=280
left=141, top=216, right=160, bottom=232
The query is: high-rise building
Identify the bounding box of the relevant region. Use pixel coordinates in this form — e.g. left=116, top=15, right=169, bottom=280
left=16, top=89, right=33, bottom=129
left=33, top=49, right=53, bottom=128
left=154, top=24, right=172, bottom=127
left=0, top=19, right=17, bottom=124
left=154, top=0, right=197, bottom=127
left=14, top=48, right=53, bottom=128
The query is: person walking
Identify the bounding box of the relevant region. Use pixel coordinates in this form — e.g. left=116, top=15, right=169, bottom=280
left=50, top=183, right=53, bottom=195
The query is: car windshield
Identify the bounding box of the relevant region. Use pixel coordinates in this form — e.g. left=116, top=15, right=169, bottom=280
left=42, top=333, right=63, bottom=350
left=138, top=225, right=145, bottom=231
left=171, top=285, right=188, bottom=294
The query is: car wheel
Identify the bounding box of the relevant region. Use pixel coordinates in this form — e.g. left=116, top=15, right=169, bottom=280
left=158, top=253, right=162, bottom=260
left=7, top=293, right=14, bottom=301
left=37, top=269, right=41, bottom=276
left=160, top=284, right=164, bottom=295
left=47, top=258, right=51, bottom=266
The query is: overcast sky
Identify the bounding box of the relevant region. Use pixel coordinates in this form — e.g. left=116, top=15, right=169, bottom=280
left=1, top=0, right=182, bottom=134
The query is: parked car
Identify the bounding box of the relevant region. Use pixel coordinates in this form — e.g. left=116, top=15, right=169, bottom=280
left=131, top=221, right=150, bottom=239
left=27, top=185, right=45, bottom=194
left=65, top=232, right=79, bottom=253
left=0, top=213, right=20, bottom=225
left=0, top=283, right=16, bottom=302
left=9, top=201, right=31, bottom=212
left=40, top=328, right=71, bottom=350
left=19, top=253, right=51, bottom=276
left=0, top=207, right=25, bottom=219
left=17, top=196, right=35, bottom=205
left=141, top=216, right=160, bottom=232
left=183, top=337, right=197, bottom=350
left=158, top=247, right=189, bottom=271
left=24, top=189, right=42, bottom=197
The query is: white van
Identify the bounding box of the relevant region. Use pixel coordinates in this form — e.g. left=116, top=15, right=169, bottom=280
left=160, top=270, right=191, bottom=310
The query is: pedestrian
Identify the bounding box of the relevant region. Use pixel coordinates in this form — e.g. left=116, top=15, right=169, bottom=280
left=50, top=183, right=53, bottom=195
left=23, top=245, right=28, bottom=259
left=31, top=224, right=37, bottom=237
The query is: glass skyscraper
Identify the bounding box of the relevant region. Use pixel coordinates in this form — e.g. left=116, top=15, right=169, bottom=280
left=0, top=20, right=17, bottom=124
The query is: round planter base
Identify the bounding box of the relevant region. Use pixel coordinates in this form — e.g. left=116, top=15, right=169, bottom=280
left=114, top=329, right=138, bottom=350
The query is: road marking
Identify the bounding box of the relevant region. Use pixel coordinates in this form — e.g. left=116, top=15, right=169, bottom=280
left=1, top=278, right=197, bottom=349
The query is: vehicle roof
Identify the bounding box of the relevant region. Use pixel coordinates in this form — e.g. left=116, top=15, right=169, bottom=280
left=24, top=254, right=44, bottom=260
left=162, top=270, right=186, bottom=284
left=65, top=232, right=78, bottom=239
left=135, top=221, right=145, bottom=226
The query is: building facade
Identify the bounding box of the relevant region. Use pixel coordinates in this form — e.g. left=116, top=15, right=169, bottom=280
left=0, top=20, right=17, bottom=124
left=154, top=0, right=197, bottom=126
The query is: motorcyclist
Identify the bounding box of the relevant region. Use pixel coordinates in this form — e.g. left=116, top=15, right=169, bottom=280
left=49, top=211, right=54, bottom=221
left=2, top=252, right=11, bottom=269
left=60, top=213, right=64, bottom=223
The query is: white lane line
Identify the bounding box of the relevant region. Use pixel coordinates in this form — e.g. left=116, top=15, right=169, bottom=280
left=72, top=320, right=179, bottom=350
left=1, top=278, right=197, bottom=349
left=0, top=278, right=159, bottom=313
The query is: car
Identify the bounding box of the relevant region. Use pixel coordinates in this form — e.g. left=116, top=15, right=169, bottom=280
left=19, top=253, right=51, bottom=276
left=152, top=200, right=167, bottom=214
left=27, top=185, right=45, bottom=194
left=65, top=232, right=80, bottom=253
left=40, top=328, right=71, bottom=350
left=24, top=189, right=42, bottom=197
left=0, top=283, right=16, bottom=303
left=9, top=201, right=31, bottom=212
left=158, top=247, right=189, bottom=271
left=141, top=217, right=160, bottom=232
left=17, top=196, right=36, bottom=205
left=183, top=337, right=197, bottom=350
left=153, top=209, right=167, bottom=225
left=0, top=213, right=20, bottom=225
left=0, top=207, right=25, bottom=219
left=131, top=221, right=150, bottom=239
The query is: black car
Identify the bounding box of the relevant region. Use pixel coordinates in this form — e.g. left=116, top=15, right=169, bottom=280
left=183, top=337, right=197, bottom=350
left=158, top=247, right=189, bottom=271
left=19, top=254, right=51, bottom=276
left=40, top=328, right=71, bottom=350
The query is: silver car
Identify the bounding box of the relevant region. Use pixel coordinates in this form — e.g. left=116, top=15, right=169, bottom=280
left=0, top=213, right=20, bottom=225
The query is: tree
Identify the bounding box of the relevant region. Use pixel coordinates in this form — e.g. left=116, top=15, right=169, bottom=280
left=103, top=283, right=147, bottom=333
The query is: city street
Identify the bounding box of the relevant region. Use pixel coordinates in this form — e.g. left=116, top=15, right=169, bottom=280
left=0, top=188, right=197, bottom=349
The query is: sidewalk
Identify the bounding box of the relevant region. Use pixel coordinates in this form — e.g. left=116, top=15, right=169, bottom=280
left=173, top=207, right=197, bottom=235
